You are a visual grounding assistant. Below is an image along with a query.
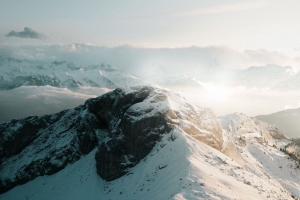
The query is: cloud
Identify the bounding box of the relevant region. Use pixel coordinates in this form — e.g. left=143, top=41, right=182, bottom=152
left=100, top=1, right=265, bottom=21
left=5, top=27, right=48, bottom=40
left=0, top=44, right=299, bottom=72
left=181, top=84, right=300, bottom=117
left=172, top=1, right=265, bottom=17
left=0, top=86, right=109, bottom=122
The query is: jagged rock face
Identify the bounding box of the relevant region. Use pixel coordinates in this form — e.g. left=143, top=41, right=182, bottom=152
left=89, top=86, right=224, bottom=180
left=88, top=87, right=172, bottom=181
left=0, top=107, right=99, bottom=194
left=0, top=86, right=225, bottom=193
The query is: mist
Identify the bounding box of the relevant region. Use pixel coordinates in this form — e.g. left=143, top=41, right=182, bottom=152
left=1, top=44, right=300, bottom=121
left=1, top=44, right=299, bottom=71
left=179, top=86, right=300, bottom=117
left=0, top=86, right=110, bottom=122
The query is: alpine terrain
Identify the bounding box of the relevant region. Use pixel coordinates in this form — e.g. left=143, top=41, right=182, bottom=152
left=0, top=55, right=141, bottom=90
left=256, top=108, right=300, bottom=139
left=0, top=86, right=299, bottom=200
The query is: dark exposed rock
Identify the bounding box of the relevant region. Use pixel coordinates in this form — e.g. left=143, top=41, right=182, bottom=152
left=0, top=106, right=99, bottom=194
left=0, top=116, right=47, bottom=159
left=89, top=86, right=172, bottom=180
left=0, top=85, right=224, bottom=194
left=0, top=86, right=173, bottom=193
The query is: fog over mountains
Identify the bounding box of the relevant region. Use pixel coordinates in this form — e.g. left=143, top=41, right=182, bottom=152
left=0, top=51, right=300, bottom=120
left=2, top=0, right=300, bottom=199
left=0, top=44, right=300, bottom=199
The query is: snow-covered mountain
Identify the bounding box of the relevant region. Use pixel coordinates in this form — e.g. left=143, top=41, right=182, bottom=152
left=1, top=86, right=299, bottom=199
left=0, top=56, right=142, bottom=90
left=2, top=55, right=300, bottom=92
left=0, top=56, right=207, bottom=93
left=256, top=108, right=300, bottom=138
left=0, top=56, right=210, bottom=122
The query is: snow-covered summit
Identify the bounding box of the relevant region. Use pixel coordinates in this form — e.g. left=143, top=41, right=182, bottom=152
left=0, top=86, right=222, bottom=193
left=0, top=86, right=299, bottom=199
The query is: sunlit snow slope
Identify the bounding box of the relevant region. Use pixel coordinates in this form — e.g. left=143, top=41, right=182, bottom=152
left=0, top=87, right=299, bottom=200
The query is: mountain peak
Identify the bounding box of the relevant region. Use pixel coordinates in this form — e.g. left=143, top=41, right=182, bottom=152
left=0, top=86, right=223, bottom=193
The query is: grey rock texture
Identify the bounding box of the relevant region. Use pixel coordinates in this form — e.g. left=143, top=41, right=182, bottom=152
left=0, top=86, right=224, bottom=193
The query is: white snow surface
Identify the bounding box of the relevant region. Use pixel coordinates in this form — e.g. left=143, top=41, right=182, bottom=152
left=0, top=88, right=299, bottom=199
left=1, top=124, right=299, bottom=199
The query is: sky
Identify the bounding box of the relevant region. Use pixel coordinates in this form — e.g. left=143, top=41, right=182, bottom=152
left=1, top=0, right=300, bottom=120
left=1, top=0, right=300, bottom=57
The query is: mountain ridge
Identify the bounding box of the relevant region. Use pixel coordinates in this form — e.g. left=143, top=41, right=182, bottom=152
left=0, top=86, right=222, bottom=194
left=1, top=86, right=300, bottom=199
left=256, top=107, right=300, bottom=138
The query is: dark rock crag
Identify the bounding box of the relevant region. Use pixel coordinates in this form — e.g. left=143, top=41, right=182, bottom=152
left=0, top=86, right=224, bottom=194
left=88, top=87, right=171, bottom=181
left=0, top=86, right=172, bottom=193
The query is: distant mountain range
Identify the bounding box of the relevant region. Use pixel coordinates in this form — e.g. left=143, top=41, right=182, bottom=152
left=2, top=55, right=300, bottom=91
left=0, top=56, right=207, bottom=93
left=1, top=55, right=300, bottom=139
left=0, top=54, right=299, bottom=198
left=256, top=107, right=300, bottom=138
left=0, top=56, right=140, bottom=90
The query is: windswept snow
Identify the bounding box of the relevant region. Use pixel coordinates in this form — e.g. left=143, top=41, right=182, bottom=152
left=1, top=129, right=298, bottom=200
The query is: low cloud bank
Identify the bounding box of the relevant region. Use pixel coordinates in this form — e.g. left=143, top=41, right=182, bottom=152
left=0, top=44, right=299, bottom=75
left=180, top=86, right=300, bottom=117
left=0, top=86, right=109, bottom=122
left=1, top=84, right=299, bottom=122
left=1, top=44, right=300, bottom=121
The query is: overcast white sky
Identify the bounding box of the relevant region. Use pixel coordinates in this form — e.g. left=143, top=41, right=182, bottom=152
left=1, top=0, right=300, bottom=57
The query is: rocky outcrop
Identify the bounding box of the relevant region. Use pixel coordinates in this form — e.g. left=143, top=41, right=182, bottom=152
left=88, top=87, right=172, bottom=180
left=0, top=107, right=98, bottom=194
left=0, top=86, right=225, bottom=194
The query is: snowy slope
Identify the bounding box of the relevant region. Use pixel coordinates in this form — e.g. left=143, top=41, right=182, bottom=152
left=1, top=127, right=298, bottom=200
left=219, top=113, right=300, bottom=199
left=0, top=86, right=223, bottom=194
left=1, top=87, right=300, bottom=199
left=219, top=113, right=286, bottom=140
